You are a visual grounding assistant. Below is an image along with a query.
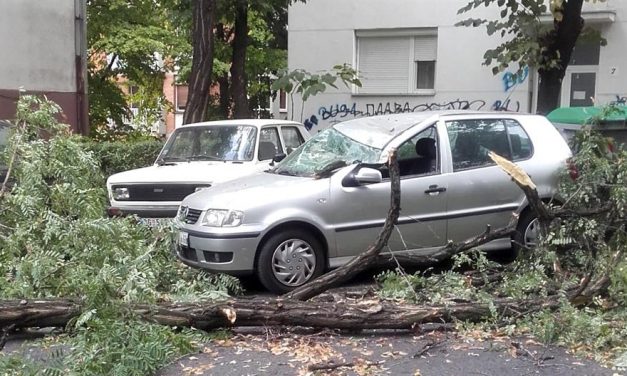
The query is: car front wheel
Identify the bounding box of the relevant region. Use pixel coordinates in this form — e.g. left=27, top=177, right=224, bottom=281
left=256, top=229, right=325, bottom=294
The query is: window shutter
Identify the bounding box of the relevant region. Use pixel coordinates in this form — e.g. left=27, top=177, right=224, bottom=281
left=414, top=36, right=437, bottom=61
left=358, top=36, right=410, bottom=93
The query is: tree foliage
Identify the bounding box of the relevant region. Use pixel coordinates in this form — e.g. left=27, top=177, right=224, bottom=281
left=457, top=0, right=606, bottom=113
left=0, top=96, right=241, bottom=374
left=271, top=64, right=362, bottom=121
left=87, top=0, right=188, bottom=137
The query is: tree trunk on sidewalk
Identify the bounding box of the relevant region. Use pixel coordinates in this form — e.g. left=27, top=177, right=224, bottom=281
left=183, top=0, right=216, bottom=124
left=230, top=0, right=250, bottom=119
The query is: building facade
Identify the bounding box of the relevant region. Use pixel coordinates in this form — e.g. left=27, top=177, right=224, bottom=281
left=0, top=0, right=88, bottom=134
left=276, top=0, right=626, bottom=132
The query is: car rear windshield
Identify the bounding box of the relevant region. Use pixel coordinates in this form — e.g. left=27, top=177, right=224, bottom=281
left=158, top=125, right=257, bottom=162
left=272, top=127, right=381, bottom=177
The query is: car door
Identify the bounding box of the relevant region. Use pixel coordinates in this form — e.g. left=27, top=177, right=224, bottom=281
left=441, top=116, right=532, bottom=243
left=258, top=126, right=283, bottom=161
left=330, top=124, right=449, bottom=258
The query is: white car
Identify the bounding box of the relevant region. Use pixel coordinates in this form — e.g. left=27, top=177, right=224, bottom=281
left=106, top=119, right=310, bottom=218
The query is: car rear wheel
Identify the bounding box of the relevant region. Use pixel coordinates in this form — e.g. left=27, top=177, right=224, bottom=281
left=257, top=229, right=325, bottom=294
left=512, top=210, right=538, bottom=257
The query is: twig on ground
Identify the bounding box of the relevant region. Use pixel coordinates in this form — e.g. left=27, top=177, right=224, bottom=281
left=0, top=324, right=16, bottom=351
left=412, top=340, right=445, bottom=358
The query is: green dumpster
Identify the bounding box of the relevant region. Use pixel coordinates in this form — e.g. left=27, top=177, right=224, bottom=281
left=547, top=106, right=627, bottom=145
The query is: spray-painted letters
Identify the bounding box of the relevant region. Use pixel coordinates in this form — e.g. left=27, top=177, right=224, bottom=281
left=502, top=67, right=529, bottom=92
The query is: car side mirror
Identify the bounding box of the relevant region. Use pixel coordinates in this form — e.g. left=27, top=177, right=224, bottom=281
left=342, top=165, right=385, bottom=187
left=355, top=167, right=382, bottom=185
left=273, top=153, right=287, bottom=163
left=269, top=152, right=287, bottom=166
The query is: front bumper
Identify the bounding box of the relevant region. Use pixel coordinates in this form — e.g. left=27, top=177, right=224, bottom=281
left=174, top=228, right=261, bottom=276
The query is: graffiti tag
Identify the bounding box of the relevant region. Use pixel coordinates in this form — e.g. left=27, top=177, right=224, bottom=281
left=502, top=67, right=529, bottom=92
left=611, top=95, right=626, bottom=106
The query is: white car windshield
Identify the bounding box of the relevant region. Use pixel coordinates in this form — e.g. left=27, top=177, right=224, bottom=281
left=158, top=125, right=257, bottom=162
left=273, top=127, right=381, bottom=177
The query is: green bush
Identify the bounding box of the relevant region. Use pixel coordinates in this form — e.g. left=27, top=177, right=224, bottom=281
left=82, top=139, right=165, bottom=178
left=0, top=96, right=241, bottom=375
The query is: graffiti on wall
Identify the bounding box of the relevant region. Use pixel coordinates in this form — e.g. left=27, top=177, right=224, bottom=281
left=303, top=98, right=522, bottom=130
left=301, top=69, right=528, bottom=130
left=502, top=67, right=529, bottom=92
left=611, top=95, right=627, bottom=106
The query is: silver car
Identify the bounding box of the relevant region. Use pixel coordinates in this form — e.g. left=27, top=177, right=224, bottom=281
left=174, top=112, right=571, bottom=293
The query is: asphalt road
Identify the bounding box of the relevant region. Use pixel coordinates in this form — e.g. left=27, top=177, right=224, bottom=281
left=156, top=328, right=615, bottom=376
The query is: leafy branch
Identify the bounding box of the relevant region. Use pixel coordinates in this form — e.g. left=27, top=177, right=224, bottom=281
left=271, top=63, right=361, bottom=122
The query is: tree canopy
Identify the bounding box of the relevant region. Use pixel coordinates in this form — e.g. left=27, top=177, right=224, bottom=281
left=457, top=0, right=605, bottom=113
left=86, top=0, right=189, bottom=138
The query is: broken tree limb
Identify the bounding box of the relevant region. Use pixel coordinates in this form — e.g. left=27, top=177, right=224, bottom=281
left=375, top=221, right=517, bottom=268
left=489, top=152, right=553, bottom=234
left=284, top=150, right=401, bottom=301
left=0, top=296, right=563, bottom=331
left=0, top=299, right=82, bottom=329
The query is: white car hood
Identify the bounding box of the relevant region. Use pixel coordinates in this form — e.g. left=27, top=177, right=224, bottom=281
left=107, top=161, right=270, bottom=185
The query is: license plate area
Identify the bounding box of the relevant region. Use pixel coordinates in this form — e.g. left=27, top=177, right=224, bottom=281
left=139, top=217, right=173, bottom=228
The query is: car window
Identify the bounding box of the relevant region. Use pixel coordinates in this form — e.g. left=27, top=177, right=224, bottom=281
left=447, top=119, right=512, bottom=171
left=160, top=125, right=257, bottom=162
left=281, top=126, right=305, bottom=154
left=506, top=120, right=533, bottom=160
left=397, top=126, right=439, bottom=176
left=259, top=127, right=283, bottom=160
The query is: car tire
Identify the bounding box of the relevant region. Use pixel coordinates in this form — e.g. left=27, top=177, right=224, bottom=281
left=256, top=229, right=325, bottom=294
left=511, top=210, right=539, bottom=257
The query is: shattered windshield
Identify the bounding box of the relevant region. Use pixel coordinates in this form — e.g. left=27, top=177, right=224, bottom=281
left=273, top=127, right=381, bottom=177
left=158, top=125, right=257, bottom=162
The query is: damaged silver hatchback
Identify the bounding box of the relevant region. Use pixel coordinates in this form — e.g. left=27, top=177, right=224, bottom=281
left=174, top=112, right=571, bottom=293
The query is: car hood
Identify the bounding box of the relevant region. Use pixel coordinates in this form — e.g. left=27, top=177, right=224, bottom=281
left=182, top=171, right=327, bottom=210
left=107, top=161, right=268, bottom=185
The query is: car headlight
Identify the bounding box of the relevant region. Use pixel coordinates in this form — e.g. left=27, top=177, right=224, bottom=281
left=112, top=187, right=130, bottom=200
left=201, top=209, right=244, bottom=227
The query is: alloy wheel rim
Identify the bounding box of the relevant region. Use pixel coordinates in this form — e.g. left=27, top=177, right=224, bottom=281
left=524, top=218, right=539, bottom=248
left=271, top=238, right=316, bottom=287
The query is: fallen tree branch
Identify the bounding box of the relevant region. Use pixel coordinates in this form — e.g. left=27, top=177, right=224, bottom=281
left=375, top=221, right=517, bottom=268
left=0, top=295, right=564, bottom=331
left=284, top=150, right=401, bottom=301
left=307, top=361, right=356, bottom=372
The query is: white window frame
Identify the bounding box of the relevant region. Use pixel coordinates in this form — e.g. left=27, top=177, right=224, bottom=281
left=355, top=28, right=437, bottom=96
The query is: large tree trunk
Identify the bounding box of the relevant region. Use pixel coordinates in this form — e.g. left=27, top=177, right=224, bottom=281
left=183, top=0, right=216, bottom=125
left=215, top=23, right=232, bottom=118
left=230, top=0, right=250, bottom=119
left=536, top=0, right=585, bottom=114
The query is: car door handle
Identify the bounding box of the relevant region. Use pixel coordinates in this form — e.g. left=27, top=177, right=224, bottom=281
left=424, top=185, right=446, bottom=194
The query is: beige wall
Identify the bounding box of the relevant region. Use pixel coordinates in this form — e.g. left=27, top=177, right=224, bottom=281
left=0, top=0, right=87, bottom=133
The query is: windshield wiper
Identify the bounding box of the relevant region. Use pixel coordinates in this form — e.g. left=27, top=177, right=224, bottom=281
left=275, top=170, right=297, bottom=176
left=156, top=157, right=185, bottom=166
left=314, top=160, right=348, bottom=179
left=187, top=155, right=223, bottom=161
